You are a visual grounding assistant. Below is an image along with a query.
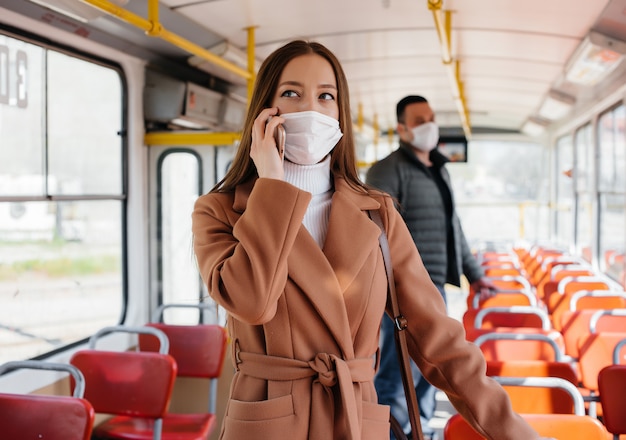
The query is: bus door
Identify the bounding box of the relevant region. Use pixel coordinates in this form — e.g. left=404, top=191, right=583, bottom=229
left=148, top=144, right=236, bottom=325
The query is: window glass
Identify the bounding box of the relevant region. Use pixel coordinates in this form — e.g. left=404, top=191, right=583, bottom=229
left=0, top=35, right=124, bottom=362
left=159, top=151, right=202, bottom=323
left=574, top=124, right=593, bottom=261
left=48, top=51, right=122, bottom=195
left=598, top=105, right=626, bottom=281
left=0, top=35, right=45, bottom=196
left=449, top=140, right=549, bottom=245
left=555, top=135, right=574, bottom=248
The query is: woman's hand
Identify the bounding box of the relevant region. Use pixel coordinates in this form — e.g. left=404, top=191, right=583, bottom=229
left=250, top=107, right=286, bottom=180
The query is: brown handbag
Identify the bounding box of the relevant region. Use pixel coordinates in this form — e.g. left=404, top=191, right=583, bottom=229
left=370, top=209, right=424, bottom=440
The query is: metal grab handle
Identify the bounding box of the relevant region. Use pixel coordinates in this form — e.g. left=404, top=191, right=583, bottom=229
left=474, top=306, right=551, bottom=330
left=492, top=376, right=585, bottom=415
left=474, top=331, right=564, bottom=361
left=152, top=302, right=214, bottom=323
left=89, top=325, right=169, bottom=354
left=0, top=360, right=87, bottom=398
left=588, top=308, right=626, bottom=333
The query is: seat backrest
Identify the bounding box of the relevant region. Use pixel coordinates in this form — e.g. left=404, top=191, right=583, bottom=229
left=557, top=276, right=612, bottom=296
left=522, top=414, right=609, bottom=439
left=0, top=360, right=94, bottom=440
left=486, top=359, right=579, bottom=384
left=578, top=332, right=626, bottom=391
left=549, top=283, right=615, bottom=331
left=598, top=364, right=626, bottom=437
left=140, top=303, right=227, bottom=379
left=466, top=275, right=533, bottom=308
left=471, top=306, right=551, bottom=330
left=569, top=290, right=626, bottom=312
left=492, top=376, right=585, bottom=415
left=139, top=303, right=228, bottom=414
left=472, top=288, right=537, bottom=309
left=140, top=323, right=227, bottom=378
left=473, top=330, right=565, bottom=362
left=589, top=309, right=626, bottom=335
left=444, top=413, right=609, bottom=440
left=560, top=308, right=602, bottom=359
left=70, top=325, right=177, bottom=434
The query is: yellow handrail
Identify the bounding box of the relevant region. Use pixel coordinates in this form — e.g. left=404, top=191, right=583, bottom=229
left=144, top=131, right=241, bottom=146
left=427, top=0, right=471, bottom=139
left=81, top=0, right=252, bottom=82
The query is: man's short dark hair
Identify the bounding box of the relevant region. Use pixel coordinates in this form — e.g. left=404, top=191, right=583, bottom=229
left=396, top=95, right=428, bottom=123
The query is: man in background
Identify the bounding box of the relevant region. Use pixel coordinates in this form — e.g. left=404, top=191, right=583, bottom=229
left=366, top=95, right=494, bottom=440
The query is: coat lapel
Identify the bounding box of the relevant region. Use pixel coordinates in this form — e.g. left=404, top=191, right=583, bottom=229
left=287, top=178, right=382, bottom=356
left=234, top=177, right=383, bottom=357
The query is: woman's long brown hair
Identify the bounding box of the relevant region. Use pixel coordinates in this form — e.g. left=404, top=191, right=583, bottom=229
left=212, top=40, right=367, bottom=194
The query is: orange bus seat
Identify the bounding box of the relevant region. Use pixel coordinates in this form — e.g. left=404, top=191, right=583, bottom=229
left=578, top=332, right=626, bottom=395
left=536, top=263, right=593, bottom=299
left=444, top=412, right=609, bottom=440
left=569, top=290, right=626, bottom=311
left=532, top=258, right=585, bottom=287
left=492, top=376, right=585, bottom=415
left=562, top=309, right=626, bottom=359
left=486, top=359, right=578, bottom=384
left=473, top=330, right=566, bottom=362
left=471, top=288, right=538, bottom=309
left=549, top=279, right=616, bottom=330
left=0, top=360, right=94, bottom=440
left=544, top=274, right=605, bottom=313
left=462, top=305, right=550, bottom=335
left=467, top=275, right=533, bottom=308
left=70, top=325, right=177, bottom=440
left=484, top=267, right=524, bottom=277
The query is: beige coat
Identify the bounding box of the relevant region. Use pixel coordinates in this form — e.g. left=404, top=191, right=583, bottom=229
left=192, top=177, right=539, bottom=440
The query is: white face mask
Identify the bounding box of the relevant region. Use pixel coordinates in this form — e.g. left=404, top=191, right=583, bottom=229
left=281, top=111, right=343, bottom=165
left=408, top=121, right=439, bottom=152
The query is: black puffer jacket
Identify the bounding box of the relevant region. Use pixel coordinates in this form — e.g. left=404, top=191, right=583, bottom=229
left=366, top=142, right=483, bottom=287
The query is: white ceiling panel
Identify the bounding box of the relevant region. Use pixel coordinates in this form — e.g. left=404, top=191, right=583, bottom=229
left=154, top=0, right=622, bottom=135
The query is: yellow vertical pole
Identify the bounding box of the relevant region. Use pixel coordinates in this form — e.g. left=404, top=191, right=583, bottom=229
left=357, top=103, right=364, bottom=132
left=246, top=27, right=256, bottom=101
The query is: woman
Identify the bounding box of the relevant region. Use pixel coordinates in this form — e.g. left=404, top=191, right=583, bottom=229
left=192, top=40, right=542, bottom=440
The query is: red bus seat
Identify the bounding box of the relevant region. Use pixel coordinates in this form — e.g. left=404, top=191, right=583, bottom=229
left=598, top=362, right=626, bottom=440
left=0, top=360, right=94, bottom=440
left=70, top=325, right=177, bottom=440
left=137, top=303, right=229, bottom=440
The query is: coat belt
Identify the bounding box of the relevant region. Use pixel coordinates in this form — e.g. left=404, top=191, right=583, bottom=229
left=236, top=350, right=376, bottom=440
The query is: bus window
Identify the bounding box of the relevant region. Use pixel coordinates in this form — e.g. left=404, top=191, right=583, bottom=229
left=0, top=34, right=124, bottom=363
left=574, top=124, right=593, bottom=262
left=449, top=140, right=550, bottom=246
left=598, top=104, right=626, bottom=283
left=555, top=135, right=575, bottom=250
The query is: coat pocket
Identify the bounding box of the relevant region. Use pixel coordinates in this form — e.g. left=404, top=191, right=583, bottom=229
left=222, top=394, right=299, bottom=438
left=362, top=401, right=391, bottom=439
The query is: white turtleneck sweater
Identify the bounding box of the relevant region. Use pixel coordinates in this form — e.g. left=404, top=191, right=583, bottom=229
left=283, top=155, right=333, bottom=248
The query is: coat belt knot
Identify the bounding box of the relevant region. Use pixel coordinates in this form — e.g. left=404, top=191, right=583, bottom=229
left=235, top=348, right=376, bottom=440
left=309, top=352, right=337, bottom=387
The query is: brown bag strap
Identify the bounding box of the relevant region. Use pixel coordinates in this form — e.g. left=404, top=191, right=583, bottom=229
left=370, top=209, right=424, bottom=440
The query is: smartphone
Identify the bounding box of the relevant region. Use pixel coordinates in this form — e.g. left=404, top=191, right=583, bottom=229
left=268, top=116, right=286, bottom=162
left=275, top=124, right=286, bottom=161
